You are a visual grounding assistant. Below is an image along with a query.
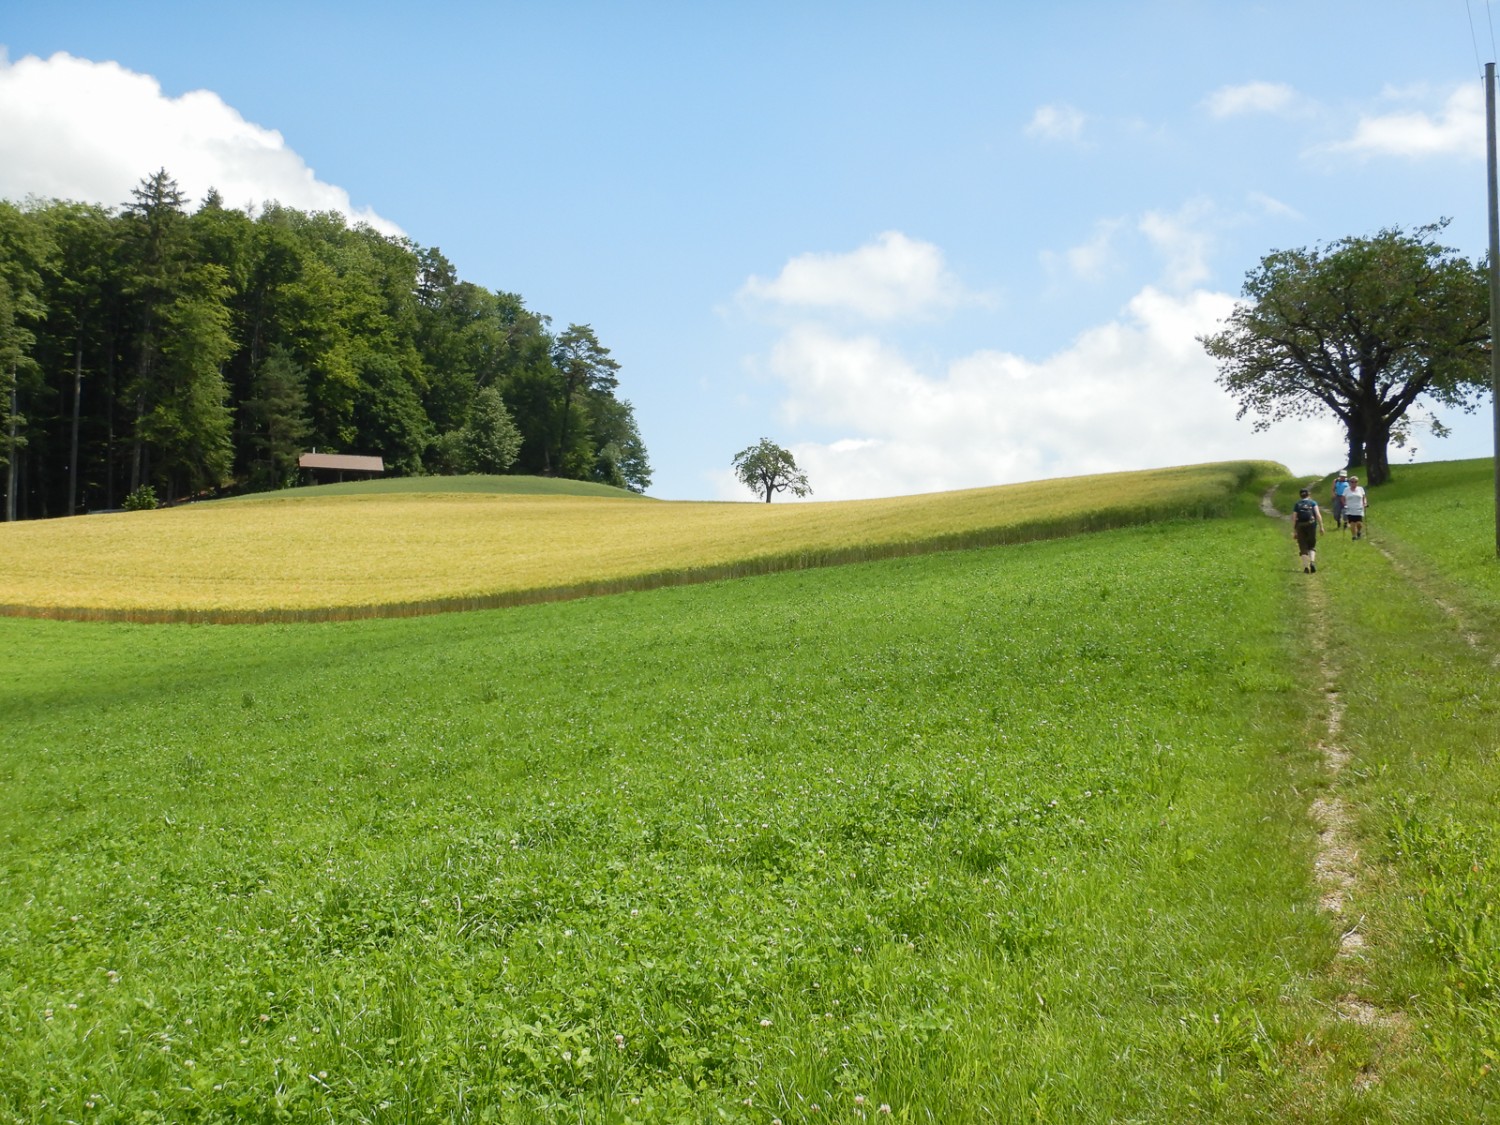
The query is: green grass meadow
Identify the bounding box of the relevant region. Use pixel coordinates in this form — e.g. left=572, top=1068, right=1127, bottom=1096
left=1, top=460, right=1497, bottom=1122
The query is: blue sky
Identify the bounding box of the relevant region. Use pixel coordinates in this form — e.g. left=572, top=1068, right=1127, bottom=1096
left=2, top=1, right=1496, bottom=500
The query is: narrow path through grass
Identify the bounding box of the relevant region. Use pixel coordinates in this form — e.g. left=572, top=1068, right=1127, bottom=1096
left=1266, top=485, right=1410, bottom=1104
left=1269, top=467, right=1500, bottom=1119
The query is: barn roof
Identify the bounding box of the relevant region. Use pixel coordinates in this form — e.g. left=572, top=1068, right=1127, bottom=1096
left=298, top=453, right=384, bottom=473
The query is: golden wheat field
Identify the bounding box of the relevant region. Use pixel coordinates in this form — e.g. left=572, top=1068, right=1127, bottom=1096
left=0, top=462, right=1273, bottom=620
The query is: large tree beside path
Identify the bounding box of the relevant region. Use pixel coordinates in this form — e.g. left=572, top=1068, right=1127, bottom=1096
left=1201, top=222, right=1490, bottom=486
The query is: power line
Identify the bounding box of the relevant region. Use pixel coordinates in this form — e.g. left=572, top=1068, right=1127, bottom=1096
left=1468, top=0, right=1488, bottom=72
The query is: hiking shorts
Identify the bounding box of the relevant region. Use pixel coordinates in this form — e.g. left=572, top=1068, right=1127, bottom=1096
left=1295, top=523, right=1318, bottom=551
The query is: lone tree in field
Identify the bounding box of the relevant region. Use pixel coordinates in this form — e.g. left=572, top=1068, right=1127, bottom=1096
left=732, top=438, right=812, bottom=503
left=1200, top=222, right=1489, bottom=486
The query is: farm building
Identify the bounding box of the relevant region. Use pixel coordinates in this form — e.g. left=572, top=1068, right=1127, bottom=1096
left=298, top=452, right=385, bottom=484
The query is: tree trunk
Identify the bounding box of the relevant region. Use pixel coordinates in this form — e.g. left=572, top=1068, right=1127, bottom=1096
left=1364, top=422, right=1392, bottom=486
left=106, top=354, right=116, bottom=510
left=68, top=340, right=83, bottom=516
left=130, top=393, right=144, bottom=494
left=5, top=368, right=16, bottom=522
left=1344, top=432, right=1364, bottom=472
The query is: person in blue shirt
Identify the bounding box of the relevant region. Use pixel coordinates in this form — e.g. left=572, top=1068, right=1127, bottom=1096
left=1292, top=487, right=1325, bottom=573
left=1331, top=470, right=1350, bottom=530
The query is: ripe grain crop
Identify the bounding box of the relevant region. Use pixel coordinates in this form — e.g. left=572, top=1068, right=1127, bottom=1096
left=0, top=461, right=1271, bottom=620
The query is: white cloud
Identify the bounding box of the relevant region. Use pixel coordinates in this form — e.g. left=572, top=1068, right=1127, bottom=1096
left=1138, top=200, right=1216, bottom=290
left=720, top=286, right=1343, bottom=502
left=1331, top=83, right=1483, bottom=160
left=1041, top=218, right=1125, bottom=283
left=1203, top=81, right=1299, bottom=119
left=1024, top=102, right=1087, bottom=143
left=0, top=51, right=402, bottom=234
left=739, top=231, right=983, bottom=321
left=1042, top=202, right=1222, bottom=291
left=1247, top=191, right=1302, bottom=220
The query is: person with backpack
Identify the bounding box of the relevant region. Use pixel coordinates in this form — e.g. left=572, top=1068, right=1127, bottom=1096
left=1331, top=470, right=1350, bottom=530
left=1343, top=475, right=1368, bottom=539
left=1292, top=487, right=1325, bottom=573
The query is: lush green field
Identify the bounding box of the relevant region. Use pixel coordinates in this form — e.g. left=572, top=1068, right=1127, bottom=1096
left=1296, top=459, right=1500, bottom=1116
left=1354, top=458, right=1500, bottom=635
left=1, top=459, right=1495, bottom=1122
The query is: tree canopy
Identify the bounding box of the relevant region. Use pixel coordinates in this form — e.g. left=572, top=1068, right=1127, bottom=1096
left=0, top=170, right=651, bottom=518
left=1201, top=222, right=1489, bottom=486
left=732, top=438, right=812, bottom=503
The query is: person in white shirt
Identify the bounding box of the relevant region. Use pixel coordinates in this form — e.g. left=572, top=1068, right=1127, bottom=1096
left=1343, top=476, right=1368, bottom=540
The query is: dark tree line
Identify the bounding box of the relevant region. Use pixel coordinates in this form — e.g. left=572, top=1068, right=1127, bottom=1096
left=0, top=170, right=650, bottom=519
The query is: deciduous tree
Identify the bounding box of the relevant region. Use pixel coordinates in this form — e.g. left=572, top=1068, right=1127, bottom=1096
left=1201, top=222, right=1489, bottom=485
left=732, top=438, right=811, bottom=503
left=551, top=324, right=619, bottom=477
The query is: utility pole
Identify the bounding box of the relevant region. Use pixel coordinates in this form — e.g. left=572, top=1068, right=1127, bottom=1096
left=1488, top=63, right=1500, bottom=557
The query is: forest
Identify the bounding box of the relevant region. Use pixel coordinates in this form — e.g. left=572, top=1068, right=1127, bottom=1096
left=0, top=170, right=650, bottom=520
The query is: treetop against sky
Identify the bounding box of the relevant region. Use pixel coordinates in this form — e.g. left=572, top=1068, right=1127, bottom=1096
left=1, top=2, right=1495, bottom=501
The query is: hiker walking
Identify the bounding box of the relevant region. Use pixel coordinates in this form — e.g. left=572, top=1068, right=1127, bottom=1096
left=1331, top=470, right=1350, bottom=530
left=1343, top=475, right=1368, bottom=540
left=1292, top=487, right=1325, bottom=573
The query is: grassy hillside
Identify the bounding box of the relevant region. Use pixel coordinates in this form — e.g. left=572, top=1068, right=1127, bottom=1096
left=2, top=458, right=1494, bottom=1121
left=1348, top=457, right=1500, bottom=634
left=0, top=461, right=1275, bottom=621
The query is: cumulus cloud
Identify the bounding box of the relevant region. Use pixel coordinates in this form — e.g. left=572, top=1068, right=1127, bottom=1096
left=723, top=286, right=1343, bottom=502
left=0, top=51, right=401, bottom=234
left=739, top=231, right=984, bottom=321
left=1024, top=103, right=1087, bottom=142
left=1202, top=81, right=1299, bottom=119
left=1331, top=83, right=1483, bottom=160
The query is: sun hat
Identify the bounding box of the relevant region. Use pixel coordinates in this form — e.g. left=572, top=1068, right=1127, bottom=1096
left=1337, top=470, right=1348, bottom=477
